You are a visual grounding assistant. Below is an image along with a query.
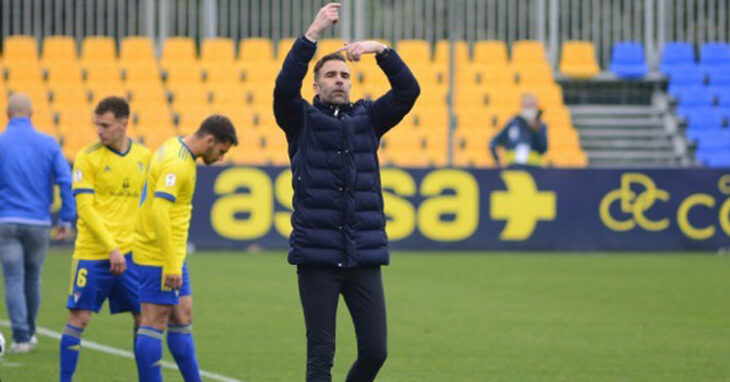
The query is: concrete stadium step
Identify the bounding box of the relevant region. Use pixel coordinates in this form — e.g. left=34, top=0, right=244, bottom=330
left=588, top=151, right=683, bottom=167
left=581, top=140, right=674, bottom=151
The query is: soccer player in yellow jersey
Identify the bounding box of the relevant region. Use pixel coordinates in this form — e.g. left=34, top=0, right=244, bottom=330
left=134, top=115, right=237, bottom=382
left=60, top=97, right=150, bottom=382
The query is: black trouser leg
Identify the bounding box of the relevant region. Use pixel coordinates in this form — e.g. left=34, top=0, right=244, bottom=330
left=343, top=267, right=387, bottom=382
left=298, top=266, right=342, bottom=382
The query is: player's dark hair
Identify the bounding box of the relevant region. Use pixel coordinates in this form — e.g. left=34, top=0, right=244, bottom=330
left=313, top=52, right=347, bottom=80
left=196, top=114, right=238, bottom=146
left=94, top=96, right=130, bottom=119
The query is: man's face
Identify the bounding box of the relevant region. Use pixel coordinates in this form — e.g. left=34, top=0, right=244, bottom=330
left=200, top=136, right=232, bottom=165
left=521, top=95, right=538, bottom=112
left=314, top=59, right=352, bottom=105
left=94, top=111, right=127, bottom=147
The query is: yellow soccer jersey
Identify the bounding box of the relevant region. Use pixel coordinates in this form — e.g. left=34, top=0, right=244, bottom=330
left=72, top=140, right=150, bottom=260
left=134, top=137, right=197, bottom=274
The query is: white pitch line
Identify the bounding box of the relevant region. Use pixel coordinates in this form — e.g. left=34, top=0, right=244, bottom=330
left=0, top=319, right=242, bottom=382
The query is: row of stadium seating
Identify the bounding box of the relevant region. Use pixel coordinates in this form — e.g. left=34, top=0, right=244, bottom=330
left=658, top=41, right=730, bottom=167
left=0, top=34, right=587, bottom=167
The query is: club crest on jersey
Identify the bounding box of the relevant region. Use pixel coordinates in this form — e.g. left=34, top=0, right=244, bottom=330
left=73, top=292, right=81, bottom=303
left=165, top=173, right=177, bottom=187
left=104, top=166, right=111, bottom=172
left=138, top=162, right=144, bottom=172
left=73, top=170, right=83, bottom=182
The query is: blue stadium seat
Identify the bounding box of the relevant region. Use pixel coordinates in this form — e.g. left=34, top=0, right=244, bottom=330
left=660, top=42, right=695, bottom=74
left=700, top=42, right=730, bottom=65
left=697, top=149, right=730, bottom=167
left=609, top=42, right=648, bottom=78
left=699, top=42, right=730, bottom=75
left=708, top=67, right=730, bottom=87
left=684, top=108, right=723, bottom=130
left=719, top=91, right=730, bottom=108
left=676, top=86, right=714, bottom=116
left=666, top=65, right=704, bottom=97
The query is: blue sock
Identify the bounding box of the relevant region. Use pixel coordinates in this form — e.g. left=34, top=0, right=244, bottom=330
left=167, top=324, right=202, bottom=382
left=60, top=324, right=84, bottom=382
left=135, top=326, right=164, bottom=382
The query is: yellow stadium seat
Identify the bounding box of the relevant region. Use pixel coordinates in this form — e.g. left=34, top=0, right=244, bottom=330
left=51, top=85, right=89, bottom=107
left=210, top=85, right=248, bottom=107
left=511, top=40, right=547, bottom=67
left=396, top=40, right=431, bottom=62
left=240, top=62, right=278, bottom=84
left=120, top=36, right=156, bottom=63
left=239, top=38, right=274, bottom=63
left=31, top=110, right=57, bottom=136
left=42, top=36, right=77, bottom=63
left=170, top=84, right=210, bottom=109
left=316, top=38, right=347, bottom=58
left=3, top=35, right=38, bottom=63
left=559, top=41, right=600, bottom=79
left=244, top=85, right=274, bottom=107
left=5, top=62, right=44, bottom=86
left=164, top=62, right=203, bottom=85
left=515, top=64, right=554, bottom=85
left=201, top=38, right=236, bottom=63
left=276, top=38, right=296, bottom=62
left=81, top=36, right=117, bottom=63
left=127, top=83, right=168, bottom=106
left=177, top=107, right=213, bottom=134
left=84, top=62, right=123, bottom=85
left=161, top=37, right=197, bottom=64
left=135, top=109, right=175, bottom=129
left=407, top=63, right=447, bottom=85
left=138, top=124, right=177, bottom=150
left=203, top=62, right=241, bottom=84
left=434, top=40, right=469, bottom=64
left=123, top=62, right=161, bottom=84
left=473, top=40, right=508, bottom=66
left=45, top=62, right=83, bottom=86
left=87, top=83, right=126, bottom=103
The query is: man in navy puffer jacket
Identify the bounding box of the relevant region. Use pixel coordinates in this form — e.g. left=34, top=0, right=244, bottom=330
left=273, top=3, right=419, bottom=381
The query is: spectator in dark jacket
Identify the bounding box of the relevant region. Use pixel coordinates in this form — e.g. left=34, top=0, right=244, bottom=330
left=490, top=93, right=548, bottom=167
left=273, top=3, right=419, bottom=381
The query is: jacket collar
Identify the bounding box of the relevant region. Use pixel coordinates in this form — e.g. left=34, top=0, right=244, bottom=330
left=313, top=96, right=353, bottom=118
left=7, top=117, right=32, bottom=129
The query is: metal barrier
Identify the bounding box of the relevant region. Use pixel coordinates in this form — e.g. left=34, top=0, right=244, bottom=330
left=0, top=0, right=727, bottom=65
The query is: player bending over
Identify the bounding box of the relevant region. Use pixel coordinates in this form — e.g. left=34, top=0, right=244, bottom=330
left=133, top=115, right=237, bottom=382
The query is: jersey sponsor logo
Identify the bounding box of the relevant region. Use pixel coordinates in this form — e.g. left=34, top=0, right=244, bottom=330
left=73, top=170, right=83, bottom=182
left=165, top=173, right=177, bottom=187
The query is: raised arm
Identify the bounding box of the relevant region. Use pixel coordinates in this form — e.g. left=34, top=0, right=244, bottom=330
left=340, top=41, right=421, bottom=137
left=273, top=2, right=340, bottom=135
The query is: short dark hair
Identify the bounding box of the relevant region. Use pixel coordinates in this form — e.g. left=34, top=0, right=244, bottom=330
left=196, top=114, right=238, bottom=145
left=313, top=52, right=347, bottom=80
left=94, top=96, right=130, bottom=119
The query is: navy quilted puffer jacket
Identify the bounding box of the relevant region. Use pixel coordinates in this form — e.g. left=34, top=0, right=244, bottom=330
left=273, top=36, right=420, bottom=268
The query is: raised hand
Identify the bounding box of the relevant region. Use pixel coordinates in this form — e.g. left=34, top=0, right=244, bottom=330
left=337, top=41, right=387, bottom=62
left=305, top=2, right=341, bottom=42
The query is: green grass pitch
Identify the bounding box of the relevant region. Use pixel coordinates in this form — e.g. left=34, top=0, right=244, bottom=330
left=1, top=250, right=730, bottom=381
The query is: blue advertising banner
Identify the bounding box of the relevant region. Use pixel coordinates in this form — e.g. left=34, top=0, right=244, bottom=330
left=185, top=167, right=730, bottom=251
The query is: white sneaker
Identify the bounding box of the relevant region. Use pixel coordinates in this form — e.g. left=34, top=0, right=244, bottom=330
left=7, top=342, right=32, bottom=354
left=29, top=335, right=38, bottom=349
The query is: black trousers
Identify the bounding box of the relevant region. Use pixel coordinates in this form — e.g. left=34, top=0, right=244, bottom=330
left=297, top=265, right=388, bottom=382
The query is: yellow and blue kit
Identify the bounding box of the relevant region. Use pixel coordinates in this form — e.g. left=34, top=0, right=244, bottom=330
left=134, top=137, right=197, bottom=305
left=67, top=139, right=150, bottom=313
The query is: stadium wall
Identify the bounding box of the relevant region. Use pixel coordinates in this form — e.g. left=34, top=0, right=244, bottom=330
left=90, top=166, right=730, bottom=251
